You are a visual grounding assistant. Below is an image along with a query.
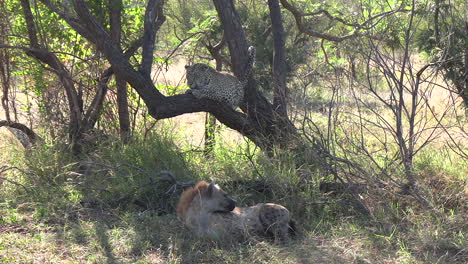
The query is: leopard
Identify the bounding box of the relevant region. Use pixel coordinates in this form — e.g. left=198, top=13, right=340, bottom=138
left=177, top=180, right=296, bottom=243
left=184, top=46, right=256, bottom=109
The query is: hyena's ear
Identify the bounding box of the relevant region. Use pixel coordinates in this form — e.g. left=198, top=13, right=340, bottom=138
left=207, top=183, right=215, bottom=197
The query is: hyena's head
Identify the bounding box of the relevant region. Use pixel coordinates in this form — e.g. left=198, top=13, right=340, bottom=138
left=200, top=182, right=236, bottom=213
left=177, top=181, right=236, bottom=219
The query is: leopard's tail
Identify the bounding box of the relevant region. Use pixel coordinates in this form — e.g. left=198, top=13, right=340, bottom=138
left=239, top=46, right=256, bottom=88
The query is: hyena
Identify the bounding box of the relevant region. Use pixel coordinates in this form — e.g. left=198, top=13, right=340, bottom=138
left=177, top=181, right=296, bottom=242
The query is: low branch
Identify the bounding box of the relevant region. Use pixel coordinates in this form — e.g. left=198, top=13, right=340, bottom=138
left=0, top=176, right=30, bottom=193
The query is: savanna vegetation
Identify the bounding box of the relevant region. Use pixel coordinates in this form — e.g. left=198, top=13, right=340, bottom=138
left=0, top=0, right=466, bottom=263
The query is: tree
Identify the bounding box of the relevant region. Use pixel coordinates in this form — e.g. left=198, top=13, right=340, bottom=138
left=110, top=0, right=131, bottom=142
left=416, top=0, right=467, bottom=107
left=4, top=0, right=140, bottom=152
left=269, top=0, right=288, bottom=124
left=30, top=0, right=296, bottom=151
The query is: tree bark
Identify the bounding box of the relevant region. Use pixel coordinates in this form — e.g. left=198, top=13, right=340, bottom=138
left=110, top=0, right=130, bottom=142
left=204, top=37, right=225, bottom=155
left=463, top=21, right=468, bottom=108
left=140, top=0, right=165, bottom=76
left=0, top=12, right=11, bottom=122
left=268, top=0, right=288, bottom=120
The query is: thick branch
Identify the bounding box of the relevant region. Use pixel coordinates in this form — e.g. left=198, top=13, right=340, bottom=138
left=69, top=0, right=164, bottom=104
left=110, top=0, right=130, bottom=141
left=0, top=120, right=42, bottom=145
left=21, top=0, right=82, bottom=137
left=40, top=0, right=93, bottom=41
left=152, top=94, right=265, bottom=146
left=19, top=0, right=39, bottom=48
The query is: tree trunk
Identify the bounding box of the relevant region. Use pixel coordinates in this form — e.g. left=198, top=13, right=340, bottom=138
left=204, top=41, right=225, bottom=155
left=0, top=24, right=11, bottom=122
left=212, top=0, right=296, bottom=148
left=204, top=113, right=217, bottom=154
left=110, top=0, right=130, bottom=142
left=463, top=21, right=468, bottom=108
left=268, top=0, right=288, bottom=121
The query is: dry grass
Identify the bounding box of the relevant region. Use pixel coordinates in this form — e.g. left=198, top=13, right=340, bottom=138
left=2, top=205, right=464, bottom=264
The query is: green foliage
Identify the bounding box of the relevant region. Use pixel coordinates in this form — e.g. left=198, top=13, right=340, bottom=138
left=414, top=147, right=468, bottom=180
left=122, top=0, right=145, bottom=45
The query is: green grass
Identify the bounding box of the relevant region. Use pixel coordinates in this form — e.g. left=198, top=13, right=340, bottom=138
left=0, top=130, right=466, bottom=263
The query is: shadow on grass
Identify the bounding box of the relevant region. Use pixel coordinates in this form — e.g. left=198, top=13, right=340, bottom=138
left=94, top=221, right=119, bottom=264
left=48, top=201, right=352, bottom=264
